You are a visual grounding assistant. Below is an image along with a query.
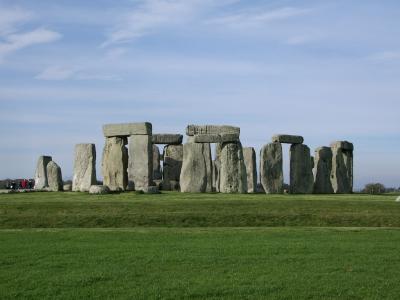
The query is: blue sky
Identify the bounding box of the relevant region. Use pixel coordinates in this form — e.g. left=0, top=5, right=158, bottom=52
left=0, top=0, right=399, bottom=189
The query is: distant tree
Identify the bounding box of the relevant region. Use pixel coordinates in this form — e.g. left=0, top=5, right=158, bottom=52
left=362, top=183, right=386, bottom=194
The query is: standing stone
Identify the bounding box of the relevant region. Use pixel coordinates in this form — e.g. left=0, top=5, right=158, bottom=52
left=219, top=142, right=247, bottom=193
left=153, top=145, right=162, bottom=180
left=102, top=137, right=128, bottom=191
left=259, top=142, right=283, bottom=194
left=213, top=143, right=222, bottom=192
left=290, top=144, right=314, bottom=194
left=34, top=156, right=52, bottom=189
left=128, top=135, right=153, bottom=191
left=180, top=143, right=212, bottom=192
left=330, top=141, right=354, bottom=193
left=46, top=161, right=63, bottom=191
left=163, top=144, right=183, bottom=190
left=203, top=143, right=213, bottom=192
left=313, top=147, right=333, bottom=194
left=72, top=144, right=97, bottom=192
left=243, top=147, right=257, bottom=193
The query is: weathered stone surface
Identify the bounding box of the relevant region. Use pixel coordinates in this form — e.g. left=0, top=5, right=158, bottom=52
left=259, top=142, right=283, bottom=194
left=290, top=144, right=314, bottom=194
left=203, top=143, right=213, bottom=192
left=142, top=185, right=160, bottom=194
left=219, top=142, right=247, bottom=193
left=163, top=144, right=183, bottom=191
left=212, top=143, right=222, bottom=192
left=46, top=161, right=63, bottom=191
left=272, top=134, right=304, bottom=144
left=186, top=125, right=240, bottom=136
left=330, top=141, right=354, bottom=193
left=193, top=133, right=240, bottom=143
left=243, top=147, right=257, bottom=193
left=63, top=184, right=72, bottom=191
left=102, top=137, right=128, bottom=191
left=89, top=185, right=110, bottom=194
left=34, top=156, right=52, bottom=189
left=313, top=147, right=333, bottom=194
left=128, top=135, right=153, bottom=191
left=152, top=145, right=162, bottom=180
left=103, top=122, right=152, bottom=137
left=180, top=143, right=212, bottom=192
left=72, top=144, right=97, bottom=192
left=152, top=134, right=183, bottom=145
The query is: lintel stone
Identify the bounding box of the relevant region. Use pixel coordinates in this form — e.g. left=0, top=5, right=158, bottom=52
left=186, top=125, right=240, bottom=136
left=272, top=134, right=304, bottom=144
left=193, top=133, right=239, bottom=143
left=103, top=122, right=152, bottom=137
left=152, top=134, right=183, bottom=145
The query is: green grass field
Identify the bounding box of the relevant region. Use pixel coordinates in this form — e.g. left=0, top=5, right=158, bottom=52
left=1, top=192, right=400, bottom=299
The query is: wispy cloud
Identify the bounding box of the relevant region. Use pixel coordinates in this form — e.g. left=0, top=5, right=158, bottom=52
left=35, top=65, right=121, bottom=81
left=0, top=6, right=33, bottom=35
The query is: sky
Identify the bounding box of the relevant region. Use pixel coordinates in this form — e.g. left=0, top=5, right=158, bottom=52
left=0, top=0, right=399, bottom=190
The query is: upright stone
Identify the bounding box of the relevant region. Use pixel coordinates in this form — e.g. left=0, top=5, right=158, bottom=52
left=46, top=161, right=63, bottom=191
left=219, top=142, right=247, bottom=193
left=102, top=137, right=128, bottom=191
left=34, top=155, right=52, bottom=189
left=73, top=144, right=97, bottom=192
left=180, top=143, right=211, bottom=192
left=128, top=135, right=153, bottom=191
left=203, top=143, right=213, bottom=192
left=153, top=145, right=162, bottom=180
left=290, top=144, right=314, bottom=194
left=330, top=141, right=354, bottom=193
left=259, top=142, right=283, bottom=194
left=243, top=147, right=257, bottom=193
left=313, top=147, right=333, bottom=194
left=213, top=143, right=222, bottom=192
left=163, top=144, right=183, bottom=190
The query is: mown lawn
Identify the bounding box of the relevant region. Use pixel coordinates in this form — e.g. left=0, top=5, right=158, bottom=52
left=1, top=227, right=400, bottom=299
left=0, top=192, right=399, bottom=228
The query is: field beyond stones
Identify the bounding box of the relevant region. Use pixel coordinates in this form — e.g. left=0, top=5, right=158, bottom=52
left=1, top=193, right=400, bottom=299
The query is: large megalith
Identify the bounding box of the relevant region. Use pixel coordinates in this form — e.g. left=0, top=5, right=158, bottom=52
left=163, top=144, right=183, bottom=190
left=34, top=155, right=52, bottom=189
left=152, top=145, right=162, bottom=181
left=180, top=143, right=212, bottom=192
left=330, top=141, right=354, bottom=193
left=259, top=142, right=283, bottom=194
left=73, top=144, right=97, bottom=192
left=219, top=142, right=247, bottom=193
left=313, top=147, right=333, bottom=194
left=46, top=161, right=63, bottom=191
left=290, top=144, right=314, bottom=194
left=128, top=134, right=153, bottom=191
left=102, top=137, right=128, bottom=191
left=243, top=147, right=257, bottom=193
left=212, top=143, right=222, bottom=192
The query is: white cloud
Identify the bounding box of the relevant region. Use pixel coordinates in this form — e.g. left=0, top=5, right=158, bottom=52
left=35, top=65, right=121, bottom=81
left=0, top=6, right=33, bottom=35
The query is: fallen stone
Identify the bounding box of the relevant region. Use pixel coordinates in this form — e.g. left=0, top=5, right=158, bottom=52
left=219, top=142, right=247, bottom=193
left=243, top=147, right=257, bottom=193
left=193, top=133, right=240, bottom=143
left=272, top=134, right=304, bottom=144
left=46, top=161, right=63, bottom=191
left=313, top=147, right=334, bottom=194
left=186, top=125, right=240, bottom=136
left=128, top=135, right=153, bottom=191
left=63, top=184, right=72, bottom=191
left=330, top=141, right=354, bottom=193
left=152, top=145, right=162, bottom=180
left=290, top=144, right=314, bottom=194
left=259, top=142, right=283, bottom=194
left=102, top=137, right=128, bottom=191
left=89, top=185, right=110, bottom=194
left=103, top=122, right=152, bottom=137
left=142, top=186, right=160, bottom=194
left=152, top=134, right=183, bottom=145
left=163, top=144, right=183, bottom=191
left=34, top=156, right=52, bottom=189
left=72, top=144, right=97, bottom=192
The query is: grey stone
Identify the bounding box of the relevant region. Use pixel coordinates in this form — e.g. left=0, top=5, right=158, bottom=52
left=89, top=185, right=110, bottom=194
left=272, top=134, right=304, bottom=144
left=128, top=134, right=153, bottom=191
left=330, top=141, right=354, bottom=193
left=102, top=137, right=128, bottom=191
left=142, top=185, right=160, bottom=194
left=152, top=134, right=183, bottom=145
left=243, top=147, right=257, bottom=193
left=186, top=125, right=240, bottom=136
left=72, top=144, right=97, bottom=192
left=290, top=144, right=314, bottom=194
left=313, top=147, right=334, bottom=194
left=63, top=184, right=72, bottom=191
left=259, top=142, right=283, bottom=194
left=46, top=161, right=63, bottom=191
left=34, top=156, right=52, bottom=189
left=212, top=143, right=222, bottom=192
left=163, top=144, right=183, bottom=191
left=152, top=145, right=162, bottom=180
left=180, top=143, right=212, bottom=192
left=103, top=122, right=152, bottom=137
left=219, top=142, right=247, bottom=193
left=193, top=133, right=240, bottom=143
